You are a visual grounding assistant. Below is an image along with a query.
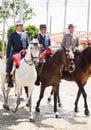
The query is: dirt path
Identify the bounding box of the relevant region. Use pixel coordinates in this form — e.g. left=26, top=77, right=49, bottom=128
left=0, top=78, right=91, bottom=130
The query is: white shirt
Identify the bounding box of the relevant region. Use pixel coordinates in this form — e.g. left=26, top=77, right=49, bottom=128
left=16, top=31, right=21, bottom=35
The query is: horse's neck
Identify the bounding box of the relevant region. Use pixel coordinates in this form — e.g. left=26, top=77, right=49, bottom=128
left=82, top=48, right=91, bottom=65
left=25, top=47, right=31, bottom=61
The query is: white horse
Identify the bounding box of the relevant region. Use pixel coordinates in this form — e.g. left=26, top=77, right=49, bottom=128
left=0, top=43, right=39, bottom=121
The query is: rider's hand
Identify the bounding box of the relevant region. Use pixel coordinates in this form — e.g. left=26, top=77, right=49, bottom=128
left=38, top=44, right=43, bottom=48
left=20, top=49, right=27, bottom=54
left=74, top=47, right=80, bottom=51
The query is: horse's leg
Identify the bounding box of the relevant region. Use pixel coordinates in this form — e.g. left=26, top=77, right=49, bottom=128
left=12, top=87, right=21, bottom=113
left=57, top=87, right=63, bottom=108
left=1, top=79, right=11, bottom=110
left=24, top=86, right=28, bottom=98
left=35, top=84, right=45, bottom=113
left=48, top=88, right=53, bottom=102
left=3, top=86, right=11, bottom=110
left=53, top=85, right=60, bottom=118
left=28, top=91, right=34, bottom=122
left=74, top=88, right=81, bottom=113
left=24, top=86, right=29, bottom=107
left=78, top=83, right=90, bottom=116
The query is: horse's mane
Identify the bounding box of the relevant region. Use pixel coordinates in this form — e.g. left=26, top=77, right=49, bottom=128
left=75, top=46, right=91, bottom=67
left=46, top=49, right=63, bottom=64
left=81, top=45, right=91, bottom=56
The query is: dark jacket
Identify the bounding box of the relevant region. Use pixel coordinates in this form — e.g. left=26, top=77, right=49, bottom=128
left=34, top=33, right=51, bottom=49
left=6, top=31, right=29, bottom=58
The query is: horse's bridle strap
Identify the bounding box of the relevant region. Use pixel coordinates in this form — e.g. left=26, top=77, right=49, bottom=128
left=24, top=58, right=33, bottom=66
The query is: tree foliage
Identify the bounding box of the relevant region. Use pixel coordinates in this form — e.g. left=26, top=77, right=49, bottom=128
left=7, top=25, right=16, bottom=38
left=0, top=2, right=35, bottom=24
left=0, top=39, right=2, bottom=51
left=9, top=2, right=35, bottom=23
left=25, top=25, right=39, bottom=40
left=0, top=39, right=6, bottom=52
left=0, top=6, right=10, bottom=19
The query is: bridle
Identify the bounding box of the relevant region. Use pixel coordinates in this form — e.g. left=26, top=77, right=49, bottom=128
left=24, top=53, right=38, bottom=66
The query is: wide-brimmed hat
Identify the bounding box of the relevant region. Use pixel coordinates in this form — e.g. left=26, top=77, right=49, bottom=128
left=68, top=24, right=76, bottom=29
left=15, top=20, right=23, bottom=26
left=39, top=24, right=46, bottom=29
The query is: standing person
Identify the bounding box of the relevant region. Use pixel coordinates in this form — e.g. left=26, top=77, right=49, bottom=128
left=61, top=24, right=79, bottom=50
left=33, top=24, right=51, bottom=85
left=6, top=20, right=29, bottom=87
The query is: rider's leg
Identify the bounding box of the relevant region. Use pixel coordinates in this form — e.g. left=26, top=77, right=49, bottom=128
left=34, top=63, right=41, bottom=86
left=6, top=56, right=14, bottom=87
left=34, top=62, right=45, bottom=86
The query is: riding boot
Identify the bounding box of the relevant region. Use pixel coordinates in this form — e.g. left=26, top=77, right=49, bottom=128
left=6, top=73, right=14, bottom=88
left=34, top=64, right=40, bottom=86
left=35, top=75, right=40, bottom=86
left=34, top=62, right=45, bottom=86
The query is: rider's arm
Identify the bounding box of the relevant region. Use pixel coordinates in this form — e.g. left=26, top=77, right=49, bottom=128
left=26, top=34, right=29, bottom=49
left=61, top=34, right=66, bottom=48
left=48, top=36, right=51, bottom=46
left=76, top=37, right=80, bottom=47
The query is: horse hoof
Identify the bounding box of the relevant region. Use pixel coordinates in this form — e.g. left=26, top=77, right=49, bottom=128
left=48, top=98, right=51, bottom=102
left=84, top=110, right=90, bottom=116
left=3, top=104, right=10, bottom=111
left=54, top=112, right=60, bottom=118
left=55, top=114, right=59, bottom=118
left=35, top=107, right=40, bottom=113
left=30, top=118, right=35, bottom=122
left=12, top=108, right=17, bottom=113
left=58, top=103, right=63, bottom=108
left=74, top=107, right=79, bottom=113
left=26, top=103, right=29, bottom=107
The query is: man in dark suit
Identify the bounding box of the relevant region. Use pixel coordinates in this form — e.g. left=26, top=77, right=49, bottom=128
left=33, top=24, right=51, bottom=85
left=6, top=20, right=29, bottom=87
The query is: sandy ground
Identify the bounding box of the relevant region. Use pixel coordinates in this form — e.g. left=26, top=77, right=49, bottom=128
left=0, top=78, right=91, bottom=130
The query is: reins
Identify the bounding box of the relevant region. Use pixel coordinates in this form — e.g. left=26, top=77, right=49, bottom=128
left=24, top=54, right=38, bottom=66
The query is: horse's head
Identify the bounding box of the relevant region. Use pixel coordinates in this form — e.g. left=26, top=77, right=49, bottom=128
left=64, top=47, right=76, bottom=73
left=26, top=42, right=40, bottom=65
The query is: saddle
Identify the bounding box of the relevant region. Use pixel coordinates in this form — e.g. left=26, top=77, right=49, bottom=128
left=12, top=52, right=21, bottom=68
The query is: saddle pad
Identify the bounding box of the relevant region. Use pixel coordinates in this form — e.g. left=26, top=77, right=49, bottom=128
left=12, top=53, right=21, bottom=67
left=39, top=48, right=53, bottom=60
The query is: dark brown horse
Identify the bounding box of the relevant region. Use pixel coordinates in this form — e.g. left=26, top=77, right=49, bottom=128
left=48, top=46, right=91, bottom=116
left=35, top=47, right=75, bottom=117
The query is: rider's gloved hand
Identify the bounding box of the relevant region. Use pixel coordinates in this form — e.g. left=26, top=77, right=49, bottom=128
left=20, top=49, right=27, bottom=54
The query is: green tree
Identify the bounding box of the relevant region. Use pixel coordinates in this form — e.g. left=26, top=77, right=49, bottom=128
left=25, top=25, right=39, bottom=40
left=7, top=25, right=16, bottom=38
left=9, top=2, right=35, bottom=24
left=0, top=39, right=2, bottom=51
left=0, top=2, right=35, bottom=24
left=0, top=39, right=6, bottom=52
left=0, top=1, right=10, bottom=20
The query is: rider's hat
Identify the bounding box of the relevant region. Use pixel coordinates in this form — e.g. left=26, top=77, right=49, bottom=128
left=39, top=24, right=47, bottom=29
left=15, top=20, right=23, bottom=26
left=68, top=24, right=76, bottom=29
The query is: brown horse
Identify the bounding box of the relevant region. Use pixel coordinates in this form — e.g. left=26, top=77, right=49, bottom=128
left=35, top=47, right=75, bottom=117
left=48, top=46, right=91, bottom=116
